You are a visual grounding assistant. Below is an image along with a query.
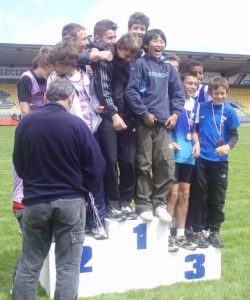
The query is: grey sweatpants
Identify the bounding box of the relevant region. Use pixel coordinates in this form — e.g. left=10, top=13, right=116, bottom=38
left=135, top=120, right=175, bottom=214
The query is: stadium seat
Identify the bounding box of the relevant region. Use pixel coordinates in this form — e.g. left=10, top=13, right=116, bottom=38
left=0, top=83, right=20, bottom=116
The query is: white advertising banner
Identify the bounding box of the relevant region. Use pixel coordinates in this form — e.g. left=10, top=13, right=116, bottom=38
left=0, top=67, right=28, bottom=78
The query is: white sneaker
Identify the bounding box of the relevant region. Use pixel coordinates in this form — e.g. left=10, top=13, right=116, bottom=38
left=91, top=226, right=108, bottom=240
left=155, top=204, right=172, bottom=223
left=202, top=229, right=210, bottom=239
left=138, top=211, right=154, bottom=222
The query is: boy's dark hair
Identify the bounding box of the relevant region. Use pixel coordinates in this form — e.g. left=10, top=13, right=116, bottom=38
left=117, top=33, right=141, bottom=56
left=94, top=19, right=118, bottom=37
left=62, top=23, right=86, bottom=40
left=32, top=46, right=53, bottom=69
left=128, top=12, right=150, bottom=30
left=47, top=39, right=79, bottom=67
left=168, top=52, right=180, bottom=63
left=208, top=76, right=229, bottom=93
left=182, top=59, right=203, bottom=72
left=180, top=71, right=197, bottom=82
left=142, top=29, right=166, bottom=50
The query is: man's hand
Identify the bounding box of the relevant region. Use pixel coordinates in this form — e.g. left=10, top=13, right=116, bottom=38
left=112, top=114, right=127, bottom=131
left=165, top=113, right=179, bottom=129
left=144, top=113, right=157, bottom=126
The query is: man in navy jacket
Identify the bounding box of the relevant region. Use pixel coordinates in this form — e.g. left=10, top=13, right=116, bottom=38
left=12, top=78, right=105, bottom=300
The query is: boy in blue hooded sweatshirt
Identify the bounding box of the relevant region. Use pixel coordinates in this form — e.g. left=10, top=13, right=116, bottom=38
left=125, top=29, right=185, bottom=222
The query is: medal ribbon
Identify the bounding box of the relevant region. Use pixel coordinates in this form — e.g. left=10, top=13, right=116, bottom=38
left=211, top=103, right=224, bottom=141
left=185, top=104, right=194, bottom=134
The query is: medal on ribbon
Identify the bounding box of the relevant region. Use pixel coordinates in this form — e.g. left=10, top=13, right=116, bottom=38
left=186, top=133, right=192, bottom=140
left=212, top=103, right=224, bottom=148
left=185, top=106, right=194, bottom=141
left=216, top=140, right=224, bottom=147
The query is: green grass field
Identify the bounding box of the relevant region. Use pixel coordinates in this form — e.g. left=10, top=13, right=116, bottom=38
left=1, top=126, right=250, bottom=300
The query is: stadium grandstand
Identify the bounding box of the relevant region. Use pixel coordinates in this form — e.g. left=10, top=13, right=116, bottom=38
left=0, top=43, right=250, bottom=123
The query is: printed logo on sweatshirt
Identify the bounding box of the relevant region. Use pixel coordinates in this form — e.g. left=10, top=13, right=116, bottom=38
left=148, top=71, right=168, bottom=78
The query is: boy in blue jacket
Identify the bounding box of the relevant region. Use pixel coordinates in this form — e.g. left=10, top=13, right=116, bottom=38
left=125, top=29, right=185, bottom=222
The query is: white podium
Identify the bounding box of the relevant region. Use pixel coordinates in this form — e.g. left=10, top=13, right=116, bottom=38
left=40, top=218, right=221, bottom=298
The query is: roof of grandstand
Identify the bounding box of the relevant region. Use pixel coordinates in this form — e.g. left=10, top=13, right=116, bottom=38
left=1, top=43, right=250, bottom=76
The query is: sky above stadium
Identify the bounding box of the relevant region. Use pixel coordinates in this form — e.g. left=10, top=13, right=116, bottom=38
left=1, top=0, right=250, bottom=55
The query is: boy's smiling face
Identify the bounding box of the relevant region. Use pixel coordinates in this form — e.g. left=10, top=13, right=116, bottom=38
left=96, top=29, right=117, bottom=51
left=144, top=35, right=166, bottom=60
left=210, top=86, right=227, bottom=105
left=183, top=75, right=198, bottom=98
left=129, top=23, right=147, bottom=44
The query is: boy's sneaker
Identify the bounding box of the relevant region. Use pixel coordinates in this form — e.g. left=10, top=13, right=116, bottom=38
left=85, top=226, right=91, bottom=234
left=155, top=204, right=172, bottom=223
left=122, top=205, right=137, bottom=220
left=175, top=236, right=197, bottom=250
left=91, top=226, right=108, bottom=240
left=202, top=229, right=210, bottom=239
left=168, top=236, right=179, bottom=252
left=192, top=232, right=209, bottom=248
left=138, top=211, right=154, bottom=222
left=209, top=231, right=224, bottom=248
left=106, top=207, right=126, bottom=222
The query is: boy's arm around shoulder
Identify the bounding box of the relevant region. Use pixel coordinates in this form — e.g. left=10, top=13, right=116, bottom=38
left=78, top=48, right=113, bottom=67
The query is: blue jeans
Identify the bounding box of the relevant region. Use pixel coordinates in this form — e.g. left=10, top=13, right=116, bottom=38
left=12, top=197, right=85, bottom=300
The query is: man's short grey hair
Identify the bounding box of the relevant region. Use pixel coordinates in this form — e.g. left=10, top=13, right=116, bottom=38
left=46, top=78, right=75, bottom=102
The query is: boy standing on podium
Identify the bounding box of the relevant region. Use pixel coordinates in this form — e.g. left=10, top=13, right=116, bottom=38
left=188, top=76, right=240, bottom=248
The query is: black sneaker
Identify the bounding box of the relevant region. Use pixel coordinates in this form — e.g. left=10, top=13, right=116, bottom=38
left=122, top=205, right=137, bottom=220
left=209, top=231, right=224, bottom=248
left=106, top=207, right=126, bottom=222
left=168, top=236, right=179, bottom=252
left=175, top=236, right=197, bottom=250
left=192, top=232, right=209, bottom=248
left=185, top=225, right=193, bottom=239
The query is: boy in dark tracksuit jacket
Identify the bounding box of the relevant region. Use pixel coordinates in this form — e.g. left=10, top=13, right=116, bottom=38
left=94, top=33, right=141, bottom=221
left=125, top=29, right=185, bottom=222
